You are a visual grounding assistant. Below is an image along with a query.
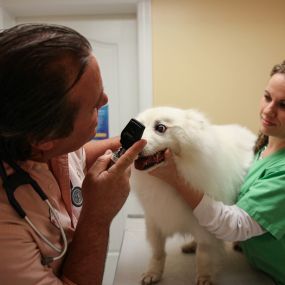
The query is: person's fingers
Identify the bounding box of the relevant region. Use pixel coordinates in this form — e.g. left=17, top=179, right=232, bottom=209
left=149, top=148, right=174, bottom=176
left=164, top=149, right=172, bottom=161
left=126, top=167, right=131, bottom=178
left=88, top=150, right=112, bottom=174
left=110, top=139, right=147, bottom=174
left=105, top=149, right=113, bottom=155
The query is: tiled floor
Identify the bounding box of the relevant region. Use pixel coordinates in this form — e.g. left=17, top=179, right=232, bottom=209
left=113, top=218, right=275, bottom=285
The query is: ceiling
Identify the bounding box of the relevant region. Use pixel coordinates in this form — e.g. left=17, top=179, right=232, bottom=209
left=0, top=0, right=140, bottom=17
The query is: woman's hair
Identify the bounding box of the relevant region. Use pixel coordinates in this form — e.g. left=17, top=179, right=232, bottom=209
left=0, top=23, right=92, bottom=160
left=254, top=60, right=285, bottom=154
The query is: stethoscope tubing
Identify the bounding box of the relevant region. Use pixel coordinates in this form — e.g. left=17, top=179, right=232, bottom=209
left=0, top=158, right=68, bottom=265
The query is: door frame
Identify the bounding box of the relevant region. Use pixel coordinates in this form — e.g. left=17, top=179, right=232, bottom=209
left=0, top=0, right=152, bottom=111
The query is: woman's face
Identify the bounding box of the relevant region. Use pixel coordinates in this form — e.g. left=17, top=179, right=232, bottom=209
left=260, top=73, right=285, bottom=139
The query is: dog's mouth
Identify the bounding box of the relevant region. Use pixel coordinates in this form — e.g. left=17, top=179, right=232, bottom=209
left=134, top=150, right=166, bottom=170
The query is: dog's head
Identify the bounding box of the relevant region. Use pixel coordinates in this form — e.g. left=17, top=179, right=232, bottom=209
left=134, top=106, right=209, bottom=171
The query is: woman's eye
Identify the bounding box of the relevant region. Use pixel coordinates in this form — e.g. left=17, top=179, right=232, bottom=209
left=155, top=123, right=167, bottom=133
left=278, top=102, right=285, bottom=109
left=264, top=94, right=271, bottom=102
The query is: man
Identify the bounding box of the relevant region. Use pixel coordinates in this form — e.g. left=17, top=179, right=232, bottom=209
left=0, top=23, right=146, bottom=284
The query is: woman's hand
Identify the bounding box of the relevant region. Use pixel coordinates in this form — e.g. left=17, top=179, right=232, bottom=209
left=149, top=149, right=203, bottom=209
left=149, top=149, right=181, bottom=188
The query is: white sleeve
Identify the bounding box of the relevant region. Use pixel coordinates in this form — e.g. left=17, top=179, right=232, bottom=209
left=193, top=195, right=265, bottom=241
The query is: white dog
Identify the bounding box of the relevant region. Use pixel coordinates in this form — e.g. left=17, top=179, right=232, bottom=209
left=131, top=107, right=256, bottom=285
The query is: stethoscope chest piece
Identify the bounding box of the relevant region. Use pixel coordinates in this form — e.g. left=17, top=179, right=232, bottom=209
left=71, top=186, right=83, bottom=207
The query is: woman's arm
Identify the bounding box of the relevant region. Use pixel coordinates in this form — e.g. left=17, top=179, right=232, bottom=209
left=149, top=149, right=204, bottom=209
left=193, top=195, right=265, bottom=241
left=150, top=149, right=265, bottom=242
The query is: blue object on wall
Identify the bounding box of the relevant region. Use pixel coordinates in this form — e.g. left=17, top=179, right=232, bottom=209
left=94, top=104, right=109, bottom=140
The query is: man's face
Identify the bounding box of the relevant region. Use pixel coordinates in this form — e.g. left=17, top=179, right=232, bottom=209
left=49, top=55, right=108, bottom=156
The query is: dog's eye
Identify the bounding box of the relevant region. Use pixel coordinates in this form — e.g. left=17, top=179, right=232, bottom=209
left=155, top=123, right=167, bottom=133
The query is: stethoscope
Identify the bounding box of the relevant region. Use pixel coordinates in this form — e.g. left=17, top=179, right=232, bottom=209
left=0, top=157, right=67, bottom=266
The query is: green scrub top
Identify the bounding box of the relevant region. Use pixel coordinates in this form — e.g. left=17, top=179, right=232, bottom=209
left=237, top=148, right=285, bottom=285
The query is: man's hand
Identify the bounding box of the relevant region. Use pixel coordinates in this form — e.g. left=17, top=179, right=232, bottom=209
left=84, top=137, right=121, bottom=170
left=63, top=139, right=146, bottom=285
left=82, top=139, right=146, bottom=224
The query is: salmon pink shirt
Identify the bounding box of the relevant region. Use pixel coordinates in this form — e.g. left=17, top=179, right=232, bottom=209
left=0, top=148, right=86, bottom=285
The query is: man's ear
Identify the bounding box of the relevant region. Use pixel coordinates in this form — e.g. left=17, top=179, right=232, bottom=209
left=32, top=140, right=55, bottom=152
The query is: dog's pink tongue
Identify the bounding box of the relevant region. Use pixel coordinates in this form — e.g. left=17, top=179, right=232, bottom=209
left=134, top=151, right=166, bottom=170
left=134, top=158, right=147, bottom=170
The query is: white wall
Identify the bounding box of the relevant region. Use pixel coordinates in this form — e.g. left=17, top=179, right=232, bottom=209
left=0, top=7, right=15, bottom=28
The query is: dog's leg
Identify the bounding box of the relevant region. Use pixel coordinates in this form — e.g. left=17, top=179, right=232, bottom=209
left=141, top=218, right=166, bottom=285
left=195, top=239, right=224, bottom=285
left=195, top=242, right=213, bottom=285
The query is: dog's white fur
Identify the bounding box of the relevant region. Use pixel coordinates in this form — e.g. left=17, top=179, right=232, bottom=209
left=131, top=107, right=256, bottom=285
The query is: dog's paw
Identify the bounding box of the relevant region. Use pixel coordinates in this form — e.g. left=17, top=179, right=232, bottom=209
left=141, top=271, right=162, bottom=284
left=196, top=275, right=213, bottom=285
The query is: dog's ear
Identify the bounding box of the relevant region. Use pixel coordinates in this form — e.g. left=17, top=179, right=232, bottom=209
left=185, top=109, right=209, bottom=130
left=170, top=109, right=209, bottom=155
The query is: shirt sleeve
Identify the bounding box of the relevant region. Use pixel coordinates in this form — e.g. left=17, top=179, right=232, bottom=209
left=193, top=195, right=265, bottom=241
left=237, top=167, right=285, bottom=239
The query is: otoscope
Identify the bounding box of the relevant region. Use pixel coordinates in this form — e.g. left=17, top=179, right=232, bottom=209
left=111, top=118, right=145, bottom=164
